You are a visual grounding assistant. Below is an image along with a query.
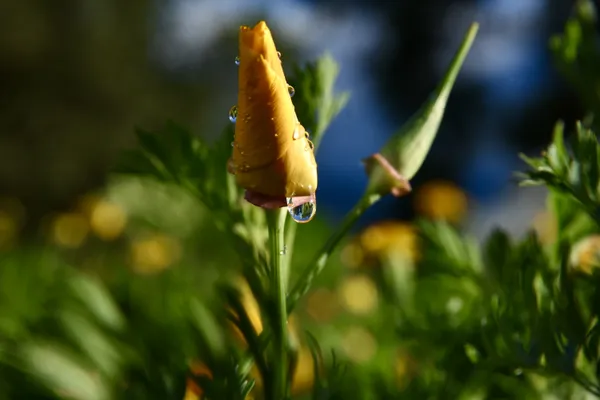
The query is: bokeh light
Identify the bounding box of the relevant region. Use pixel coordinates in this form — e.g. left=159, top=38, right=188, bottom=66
left=413, top=180, right=469, bottom=224
left=129, top=233, right=182, bottom=274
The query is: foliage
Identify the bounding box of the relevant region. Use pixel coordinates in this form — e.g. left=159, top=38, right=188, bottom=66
left=2, top=1, right=600, bottom=399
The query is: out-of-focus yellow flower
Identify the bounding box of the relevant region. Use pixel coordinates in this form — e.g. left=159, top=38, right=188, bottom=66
left=230, top=278, right=264, bottom=346
left=51, top=212, right=89, bottom=248
left=185, top=361, right=212, bottom=400
left=130, top=234, right=181, bottom=274
left=413, top=180, right=468, bottom=224
left=340, top=241, right=365, bottom=269
left=305, top=288, right=340, bottom=322
left=339, top=275, right=378, bottom=316
left=393, top=350, right=418, bottom=390
left=341, top=326, right=377, bottom=363
left=570, top=234, right=600, bottom=275
left=77, top=194, right=128, bottom=240
left=290, top=347, right=315, bottom=395
left=0, top=197, right=25, bottom=249
left=531, top=210, right=557, bottom=245
left=0, top=211, right=17, bottom=249
left=358, top=221, right=419, bottom=265
left=89, top=200, right=127, bottom=241
left=228, top=21, right=317, bottom=209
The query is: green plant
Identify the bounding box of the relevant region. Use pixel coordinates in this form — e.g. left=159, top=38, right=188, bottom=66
left=2, top=1, right=600, bottom=399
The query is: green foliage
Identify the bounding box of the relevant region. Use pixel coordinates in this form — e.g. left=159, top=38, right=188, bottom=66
left=289, top=52, right=350, bottom=150
left=4, top=3, right=600, bottom=400
left=364, top=23, right=478, bottom=198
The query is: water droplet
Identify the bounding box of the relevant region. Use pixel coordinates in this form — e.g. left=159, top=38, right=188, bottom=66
left=287, top=198, right=317, bottom=223
left=239, top=163, right=250, bottom=172
left=277, top=51, right=282, bottom=59
left=292, top=126, right=300, bottom=140
left=288, top=85, right=295, bottom=97
left=305, top=131, right=310, bottom=139
left=230, top=141, right=234, bottom=147
left=235, top=56, right=240, bottom=65
left=279, top=245, right=287, bottom=255
left=228, top=106, right=238, bottom=123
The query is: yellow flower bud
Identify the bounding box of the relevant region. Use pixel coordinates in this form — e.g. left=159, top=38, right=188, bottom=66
left=228, top=21, right=317, bottom=209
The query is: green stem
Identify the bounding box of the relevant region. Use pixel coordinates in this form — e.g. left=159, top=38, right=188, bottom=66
left=265, top=208, right=289, bottom=400
left=282, top=218, right=297, bottom=286
left=287, top=192, right=381, bottom=311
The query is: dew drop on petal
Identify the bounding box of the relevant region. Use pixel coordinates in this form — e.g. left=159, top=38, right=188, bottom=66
left=228, top=106, right=238, bottom=123
left=287, top=197, right=317, bottom=223
left=277, top=51, right=282, bottom=59
left=235, top=56, right=240, bottom=65
left=288, top=85, right=295, bottom=97
left=230, top=141, right=234, bottom=147
left=292, top=126, right=300, bottom=140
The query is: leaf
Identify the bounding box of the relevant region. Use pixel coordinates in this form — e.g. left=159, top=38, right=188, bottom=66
left=58, top=310, right=124, bottom=378
left=363, top=22, right=478, bottom=197
left=68, top=274, right=125, bottom=332
left=483, top=229, right=512, bottom=283
left=418, top=219, right=482, bottom=274
left=189, top=298, right=226, bottom=362
left=20, top=341, right=111, bottom=400
left=290, top=53, right=350, bottom=150
left=546, top=121, right=569, bottom=176
left=375, top=23, right=478, bottom=180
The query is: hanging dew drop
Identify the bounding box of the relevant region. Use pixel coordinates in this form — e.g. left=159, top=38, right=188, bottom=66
left=228, top=106, right=238, bottom=123
left=277, top=51, right=282, bottom=59
left=234, top=56, right=240, bottom=65
left=287, top=198, right=317, bottom=223
left=287, top=85, right=295, bottom=97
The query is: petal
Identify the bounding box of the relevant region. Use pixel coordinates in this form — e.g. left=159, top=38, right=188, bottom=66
left=230, top=21, right=318, bottom=199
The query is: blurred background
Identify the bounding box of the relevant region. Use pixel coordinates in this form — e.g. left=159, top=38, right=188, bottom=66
left=0, top=0, right=582, bottom=241
left=1, top=1, right=598, bottom=398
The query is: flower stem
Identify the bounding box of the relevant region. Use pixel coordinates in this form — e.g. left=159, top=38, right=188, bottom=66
left=265, top=208, right=289, bottom=400
left=287, top=192, right=381, bottom=311
left=282, top=217, right=297, bottom=285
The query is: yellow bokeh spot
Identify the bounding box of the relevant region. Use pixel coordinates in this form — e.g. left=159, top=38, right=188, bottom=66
left=51, top=213, right=89, bottom=248
left=229, top=277, right=264, bottom=348
left=130, top=234, right=181, bottom=274
left=89, top=200, right=127, bottom=241
left=570, top=235, right=600, bottom=275
left=413, top=180, right=468, bottom=224
left=291, top=347, right=316, bottom=395
left=185, top=361, right=212, bottom=400
left=305, top=288, right=340, bottom=322
left=359, top=222, right=418, bottom=262
left=0, top=211, right=18, bottom=249
left=0, top=197, right=25, bottom=249
left=393, top=350, right=417, bottom=389
left=239, top=279, right=263, bottom=335
left=531, top=210, right=557, bottom=245
left=340, top=241, right=364, bottom=268
left=341, top=326, right=377, bottom=363
left=339, top=275, right=378, bottom=315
